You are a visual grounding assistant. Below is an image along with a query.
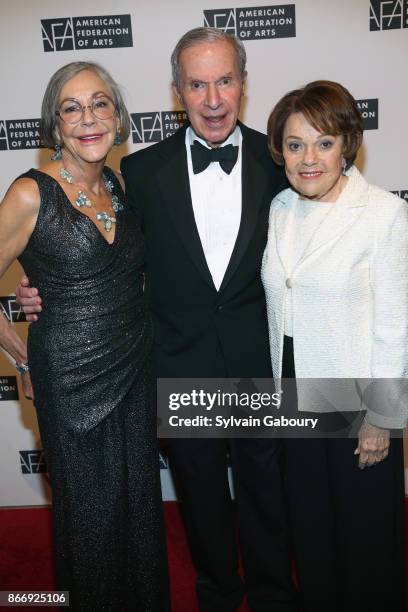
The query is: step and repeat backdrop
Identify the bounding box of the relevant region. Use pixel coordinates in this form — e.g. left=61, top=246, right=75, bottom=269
left=0, top=0, right=407, bottom=506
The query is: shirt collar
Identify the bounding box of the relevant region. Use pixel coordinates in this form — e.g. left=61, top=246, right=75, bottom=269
left=187, top=124, right=241, bottom=149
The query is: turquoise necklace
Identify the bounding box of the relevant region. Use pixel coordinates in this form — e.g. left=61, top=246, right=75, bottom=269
left=59, top=167, right=124, bottom=232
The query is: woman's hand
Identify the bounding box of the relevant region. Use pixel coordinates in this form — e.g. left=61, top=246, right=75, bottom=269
left=21, top=371, right=34, bottom=400
left=354, top=420, right=390, bottom=469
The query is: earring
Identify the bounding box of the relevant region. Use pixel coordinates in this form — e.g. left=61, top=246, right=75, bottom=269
left=341, top=157, right=347, bottom=174
left=114, top=131, right=122, bottom=146
left=51, top=143, right=62, bottom=161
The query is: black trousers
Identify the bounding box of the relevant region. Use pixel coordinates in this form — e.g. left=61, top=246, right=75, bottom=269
left=166, top=437, right=299, bottom=612
left=282, top=336, right=405, bottom=612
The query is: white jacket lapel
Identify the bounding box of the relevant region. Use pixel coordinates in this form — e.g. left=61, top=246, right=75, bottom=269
left=274, top=167, right=369, bottom=272
left=273, top=189, right=298, bottom=275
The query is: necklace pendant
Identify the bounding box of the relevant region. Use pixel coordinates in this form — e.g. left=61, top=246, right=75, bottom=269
left=76, top=191, right=92, bottom=208
left=104, top=177, right=114, bottom=193
left=111, top=194, right=124, bottom=212
left=60, top=168, right=74, bottom=183
left=96, top=211, right=116, bottom=232
left=103, top=175, right=124, bottom=212
left=59, top=167, right=124, bottom=220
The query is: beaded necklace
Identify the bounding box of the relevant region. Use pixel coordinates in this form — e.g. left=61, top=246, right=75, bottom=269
left=59, top=166, right=123, bottom=232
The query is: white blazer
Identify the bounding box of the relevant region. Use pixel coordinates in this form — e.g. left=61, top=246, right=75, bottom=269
left=261, top=166, right=408, bottom=428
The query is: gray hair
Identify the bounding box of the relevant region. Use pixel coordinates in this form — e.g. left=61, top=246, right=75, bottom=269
left=40, top=61, right=130, bottom=149
left=171, top=27, right=247, bottom=90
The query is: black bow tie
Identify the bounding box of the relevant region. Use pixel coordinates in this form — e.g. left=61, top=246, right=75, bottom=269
left=191, top=140, right=239, bottom=175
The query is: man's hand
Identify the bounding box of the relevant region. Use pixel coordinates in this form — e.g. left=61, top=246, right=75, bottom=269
left=16, top=275, right=42, bottom=322
left=354, top=420, right=390, bottom=469
left=21, top=370, right=34, bottom=400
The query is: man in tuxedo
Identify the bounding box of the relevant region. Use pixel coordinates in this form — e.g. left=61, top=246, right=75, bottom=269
left=17, top=28, right=296, bottom=612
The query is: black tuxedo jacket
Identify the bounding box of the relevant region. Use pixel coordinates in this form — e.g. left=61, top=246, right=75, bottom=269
left=120, top=122, right=287, bottom=378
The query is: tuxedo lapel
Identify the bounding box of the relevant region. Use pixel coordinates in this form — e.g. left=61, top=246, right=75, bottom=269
left=156, top=127, right=215, bottom=289
left=219, top=125, right=269, bottom=293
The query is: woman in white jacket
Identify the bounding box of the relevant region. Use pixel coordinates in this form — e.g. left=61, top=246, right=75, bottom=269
left=261, top=80, right=407, bottom=612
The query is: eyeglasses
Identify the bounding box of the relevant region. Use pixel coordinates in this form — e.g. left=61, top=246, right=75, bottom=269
left=56, top=96, right=116, bottom=125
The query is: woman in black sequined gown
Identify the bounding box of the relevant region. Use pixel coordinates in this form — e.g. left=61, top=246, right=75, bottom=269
left=0, top=62, right=168, bottom=611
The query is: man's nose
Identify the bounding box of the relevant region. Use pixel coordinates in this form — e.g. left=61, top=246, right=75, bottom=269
left=205, top=83, right=221, bottom=109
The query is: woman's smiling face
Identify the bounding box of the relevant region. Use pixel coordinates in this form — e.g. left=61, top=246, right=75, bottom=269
left=57, top=69, right=119, bottom=164
left=282, top=112, right=346, bottom=203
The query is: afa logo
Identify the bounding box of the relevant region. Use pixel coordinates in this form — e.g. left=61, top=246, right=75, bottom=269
left=370, top=0, right=408, bottom=30
left=131, top=111, right=187, bottom=144
left=41, top=14, right=133, bottom=51
left=0, top=119, right=42, bottom=151
left=20, top=450, right=47, bottom=474
left=0, top=377, right=18, bottom=401
left=203, top=4, right=296, bottom=40
left=0, top=297, right=27, bottom=323
left=391, top=190, right=408, bottom=201
left=356, top=99, right=378, bottom=130
left=0, top=121, right=8, bottom=150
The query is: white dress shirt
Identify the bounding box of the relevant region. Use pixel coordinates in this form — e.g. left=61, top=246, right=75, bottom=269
left=186, top=125, right=242, bottom=291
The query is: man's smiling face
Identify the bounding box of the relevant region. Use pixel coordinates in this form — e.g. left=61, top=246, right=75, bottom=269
left=174, top=39, right=245, bottom=148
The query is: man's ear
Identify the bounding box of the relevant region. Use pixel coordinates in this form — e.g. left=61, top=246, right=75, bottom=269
left=172, top=81, right=183, bottom=107
left=241, top=71, right=247, bottom=96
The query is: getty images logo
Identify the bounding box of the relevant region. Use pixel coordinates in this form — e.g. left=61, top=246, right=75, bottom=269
left=370, top=0, right=408, bottom=31
left=41, top=14, right=133, bottom=51
left=203, top=4, right=296, bottom=40
left=131, top=111, right=187, bottom=144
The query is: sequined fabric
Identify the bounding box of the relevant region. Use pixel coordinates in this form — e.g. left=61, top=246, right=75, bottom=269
left=17, top=169, right=169, bottom=611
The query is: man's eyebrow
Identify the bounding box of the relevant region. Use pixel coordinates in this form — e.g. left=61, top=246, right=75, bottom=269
left=186, top=73, right=234, bottom=83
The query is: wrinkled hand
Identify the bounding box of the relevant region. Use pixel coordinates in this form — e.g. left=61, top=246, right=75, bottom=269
left=16, top=275, right=42, bottom=322
left=21, top=371, right=34, bottom=400
left=354, top=420, right=390, bottom=469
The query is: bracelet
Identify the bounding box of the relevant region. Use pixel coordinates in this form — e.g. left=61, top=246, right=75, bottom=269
left=15, top=361, right=29, bottom=374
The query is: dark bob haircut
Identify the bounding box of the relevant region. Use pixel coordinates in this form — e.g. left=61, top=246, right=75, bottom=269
left=267, top=80, right=363, bottom=169
left=40, top=61, right=130, bottom=149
